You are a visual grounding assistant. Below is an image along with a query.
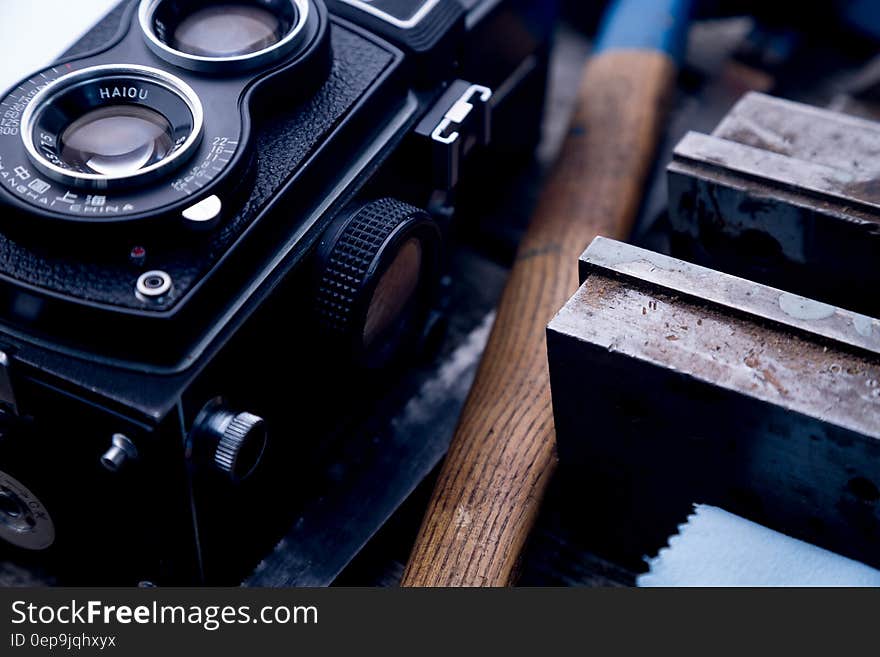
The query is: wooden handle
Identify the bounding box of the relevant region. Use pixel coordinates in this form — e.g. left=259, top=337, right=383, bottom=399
left=401, top=50, right=677, bottom=587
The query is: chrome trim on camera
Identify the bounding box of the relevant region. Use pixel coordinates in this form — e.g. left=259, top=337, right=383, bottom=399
left=430, top=84, right=492, bottom=145
left=336, top=0, right=441, bottom=28
left=138, top=0, right=312, bottom=73
left=430, top=84, right=492, bottom=190
left=0, top=351, right=19, bottom=417
left=136, top=270, right=174, bottom=302
left=0, top=469, right=55, bottom=550
left=101, top=434, right=139, bottom=472
left=20, top=64, right=204, bottom=191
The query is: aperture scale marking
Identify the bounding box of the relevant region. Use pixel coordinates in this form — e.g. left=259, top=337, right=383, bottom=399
left=0, top=68, right=239, bottom=216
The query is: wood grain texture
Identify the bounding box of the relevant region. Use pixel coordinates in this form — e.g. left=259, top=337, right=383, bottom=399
left=401, top=50, right=677, bottom=587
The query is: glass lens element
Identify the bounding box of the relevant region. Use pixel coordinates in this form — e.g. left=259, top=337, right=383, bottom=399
left=59, top=105, right=174, bottom=177
left=363, top=238, right=423, bottom=349
left=171, top=5, right=283, bottom=57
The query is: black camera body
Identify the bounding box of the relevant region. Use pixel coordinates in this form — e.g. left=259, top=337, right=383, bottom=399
left=0, top=0, right=555, bottom=583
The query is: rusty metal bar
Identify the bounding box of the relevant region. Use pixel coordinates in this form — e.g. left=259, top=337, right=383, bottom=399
left=667, top=91, right=880, bottom=317
left=550, top=237, right=880, bottom=567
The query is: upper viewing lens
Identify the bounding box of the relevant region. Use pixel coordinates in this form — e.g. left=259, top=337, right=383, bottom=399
left=59, top=106, right=174, bottom=177
left=140, top=0, right=309, bottom=71
left=172, top=5, right=284, bottom=57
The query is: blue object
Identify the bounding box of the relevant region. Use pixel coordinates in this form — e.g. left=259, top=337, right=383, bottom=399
left=638, top=505, right=880, bottom=587
left=594, top=0, right=695, bottom=63
left=843, top=0, right=880, bottom=42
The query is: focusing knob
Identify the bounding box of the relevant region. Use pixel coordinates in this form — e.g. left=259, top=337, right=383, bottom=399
left=189, top=399, right=268, bottom=483
left=214, top=412, right=264, bottom=477
left=315, top=198, right=440, bottom=368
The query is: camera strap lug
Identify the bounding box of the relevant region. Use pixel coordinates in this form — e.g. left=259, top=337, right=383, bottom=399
left=0, top=350, right=19, bottom=417
left=416, top=81, right=493, bottom=191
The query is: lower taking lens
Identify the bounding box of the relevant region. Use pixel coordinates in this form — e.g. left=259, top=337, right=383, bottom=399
left=21, top=65, right=202, bottom=189
left=59, top=105, right=174, bottom=177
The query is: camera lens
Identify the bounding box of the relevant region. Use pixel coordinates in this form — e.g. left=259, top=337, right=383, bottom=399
left=20, top=65, right=203, bottom=190
left=363, top=237, right=423, bottom=349
left=172, top=5, right=283, bottom=57
left=315, top=199, right=440, bottom=369
left=140, top=0, right=312, bottom=72
left=58, top=106, right=174, bottom=177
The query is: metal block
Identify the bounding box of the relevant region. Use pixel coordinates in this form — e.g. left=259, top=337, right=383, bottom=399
left=550, top=237, right=880, bottom=567
left=668, top=91, right=880, bottom=317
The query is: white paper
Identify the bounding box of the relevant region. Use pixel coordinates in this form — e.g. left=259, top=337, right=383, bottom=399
left=638, top=504, right=880, bottom=587
left=0, top=0, right=120, bottom=93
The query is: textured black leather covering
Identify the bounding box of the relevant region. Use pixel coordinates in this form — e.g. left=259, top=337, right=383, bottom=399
left=0, top=10, right=395, bottom=311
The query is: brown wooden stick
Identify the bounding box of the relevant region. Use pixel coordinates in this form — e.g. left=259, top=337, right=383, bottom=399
left=401, top=50, right=677, bottom=587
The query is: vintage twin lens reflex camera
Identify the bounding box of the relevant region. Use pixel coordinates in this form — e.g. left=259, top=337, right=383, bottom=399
left=0, top=0, right=554, bottom=583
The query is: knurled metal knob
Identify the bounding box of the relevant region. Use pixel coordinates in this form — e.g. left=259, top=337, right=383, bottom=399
left=214, top=411, right=265, bottom=480
left=189, top=399, right=267, bottom=483
left=314, top=198, right=440, bottom=368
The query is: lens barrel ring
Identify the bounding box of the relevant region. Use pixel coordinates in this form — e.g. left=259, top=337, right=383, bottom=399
left=315, top=198, right=441, bottom=367
left=20, top=64, right=204, bottom=191
left=138, top=0, right=314, bottom=73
